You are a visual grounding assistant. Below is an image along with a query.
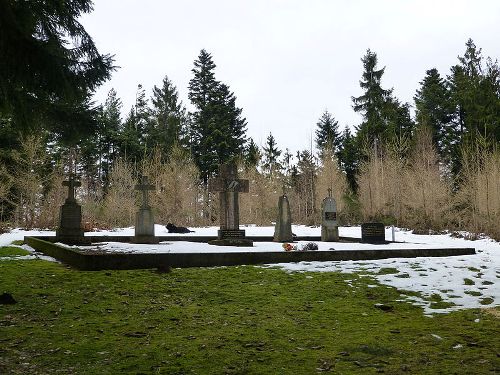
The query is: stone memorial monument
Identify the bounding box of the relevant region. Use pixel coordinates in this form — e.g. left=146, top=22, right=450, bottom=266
left=361, top=222, right=385, bottom=243
left=208, top=163, right=252, bottom=246
left=132, top=175, right=159, bottom=244
left=321, top=188, right=339, bottom=241
left=273, top=186, right=293, bottom=242
left=56, top=174, right=89, bottom=244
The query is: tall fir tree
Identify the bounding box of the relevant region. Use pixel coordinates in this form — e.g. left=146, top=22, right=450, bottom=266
left=338, top=127, right=359, bottom=192
left=351, top=49, right=393, bottom=145
left=262, top=133, right=282, bottom=177
left=414, top=68, right=456, bottom=163
left=96, top=89, right=122, bottom=187
left=188, top=49, right=247, bottom=182
left=244, top=138, right=261, bottom=169
left=315, top=110, right=341, bottom=155
left=119, top=84, right=151, bottom=162
left=151, top=76, right=187, bottom=158
left=0, top=0, right=114, bottom=138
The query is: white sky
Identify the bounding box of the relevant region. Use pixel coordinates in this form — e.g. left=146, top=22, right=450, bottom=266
left=80, top=0, right=500, bottom=154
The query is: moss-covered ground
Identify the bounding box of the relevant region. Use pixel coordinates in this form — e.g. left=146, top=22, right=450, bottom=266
left=0, top=253, right=499, bottom=374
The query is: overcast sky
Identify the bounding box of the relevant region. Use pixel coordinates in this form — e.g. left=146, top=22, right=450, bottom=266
left=80, top=0, right=500, bottom=153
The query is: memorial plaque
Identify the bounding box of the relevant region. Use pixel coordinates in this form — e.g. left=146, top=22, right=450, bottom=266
left=324, top=211, right=337, bottom=221
left=361, top=222, right=385, bottom=243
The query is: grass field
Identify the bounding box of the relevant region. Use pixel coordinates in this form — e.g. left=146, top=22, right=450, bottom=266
left=1, top=255, right=499, bottom=374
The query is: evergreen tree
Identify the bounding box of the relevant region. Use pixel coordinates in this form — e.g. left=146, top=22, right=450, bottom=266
left=119, top=84, right=151, bottom=162
left=188, top=49, right=248, bottom=181
left=150, top=76, right=187, bottom=158
left=414, top=68, right=456, bottom=162
left=384, top=98, right=415, bottom=141
left=447, top=39, right=500, bottom=174
left=0, top=0, right=114, bottom=137
left=449, top=39, right=500, bottom=143
left=338, top=127, right=359, bottom=192
left=351, top=49, right=393, bottom=144
left=97, top=89, right=122, bottom=187
left=262, top=133, right=282, bottom=176
left=244, top=138, right=261, bottom=169
left=292, top=149, right=317, bottom=222
left=315, top=110, right=341, bottom=155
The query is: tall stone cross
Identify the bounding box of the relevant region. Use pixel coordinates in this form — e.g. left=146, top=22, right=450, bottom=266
left=208, top=164, right=249, bottom=231
left=62, top=174, right=81, bottom=203
left=135, top=175, right=155, bottom=208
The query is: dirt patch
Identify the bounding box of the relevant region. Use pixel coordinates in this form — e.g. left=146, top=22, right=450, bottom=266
left=481, top=307, right=500, bottom=318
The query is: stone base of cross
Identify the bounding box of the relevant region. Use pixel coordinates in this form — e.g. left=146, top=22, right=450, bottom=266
left=208, top=163, right=253, bottom=247
left=132, top=175, right=159, bottom=244
left=56, top=174, right=90, bottom=245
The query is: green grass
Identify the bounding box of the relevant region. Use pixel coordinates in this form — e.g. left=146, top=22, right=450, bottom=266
left=0, top=246, right=30, bottom=257
left=0, top=260, right=499, bottom=374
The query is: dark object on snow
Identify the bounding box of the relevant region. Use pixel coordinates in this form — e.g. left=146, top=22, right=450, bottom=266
left=166, top=223, right=194, bottom=234
left=0, top=292, right=17, bottom=304
left=302, top=242, right=318, bottom=251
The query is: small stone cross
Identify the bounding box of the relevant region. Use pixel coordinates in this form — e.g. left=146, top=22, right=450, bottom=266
left=328, top=188, right=332, bottom=198
left=62, top=174, right=81, bottom=203
left=135, top=175, right=155, bottom=208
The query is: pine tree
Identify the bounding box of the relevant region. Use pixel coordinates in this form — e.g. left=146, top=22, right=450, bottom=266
left=315, top=110, right=341, bottom=155
left=448, top=39, right=500, bottom=174
left=414, top=68, right=456, bottom=163
left=262, top=133, right=282, bottom=176
left=338, top=127, right=359, bottom=192
left=119, top=84, right=151, bottom=162
left=351, top=49, right=393, bottom=144
left=188, top=49, right=248, bottom=181
left=97, top=89, right=122, bottom=187
left=150, top=76, right=187, bottom=158
left=244, top=138, right=261, bottom=169
left=0, top=0, right=114, bottom=136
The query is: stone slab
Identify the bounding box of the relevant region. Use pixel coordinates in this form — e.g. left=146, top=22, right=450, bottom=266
left=26, top=236, right=475, bottom=271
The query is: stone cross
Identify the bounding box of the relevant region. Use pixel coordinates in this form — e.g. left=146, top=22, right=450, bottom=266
left=208, top=164, right=249, bottom=231
left=62, top=174, right=81, bottom=203
left=328, top=188, right=332, bottom=198
left=135, top=175, right=155, bottom=208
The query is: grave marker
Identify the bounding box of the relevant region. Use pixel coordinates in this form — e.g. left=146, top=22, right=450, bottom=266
left=361, top=222, right=385, bottom=243
left=56, top=174, right=89, bottom=244
left=274, top=186, right=293, bottom=242
left=132, top=175, right=158, bottom=244
left=208, top=164, right=252, bottom=246
left=321, top=188, right=339, bottom=241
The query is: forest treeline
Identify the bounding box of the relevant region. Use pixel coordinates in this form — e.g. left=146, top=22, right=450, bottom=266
left=1, top=36, right=499, bottom=239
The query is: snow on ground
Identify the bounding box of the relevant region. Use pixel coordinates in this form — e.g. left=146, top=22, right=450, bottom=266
left=0, top=225, right=498, bottom=315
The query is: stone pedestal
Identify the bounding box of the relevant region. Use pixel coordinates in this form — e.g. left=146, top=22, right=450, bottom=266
left=208, top=164, right=253, bottom=247
left=56, top=201, right=89, bottom=245
left=321, top=192, right=339, bottom=242
left=273, top=195, right=293, bottom=242
left=56, top=174, right=89, bottom=245
left=132, top=176, right=158, bottom=244
left=132, top=208, right=158, bottom=244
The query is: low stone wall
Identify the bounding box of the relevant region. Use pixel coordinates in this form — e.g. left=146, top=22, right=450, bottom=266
left=25, top=236, right=476, bottom=271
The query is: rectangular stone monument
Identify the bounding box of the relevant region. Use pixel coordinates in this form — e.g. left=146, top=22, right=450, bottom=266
left=273, top=186, right=293, bottom=242
left=321, top=188, right=339, bottom=241
left=132, top=175, right=159, bottom=244
left=56, top=174, right=90, bottom=245
left=208, top=164, right=252, bottom=246
left=361, top=222, right=385, bottom=243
